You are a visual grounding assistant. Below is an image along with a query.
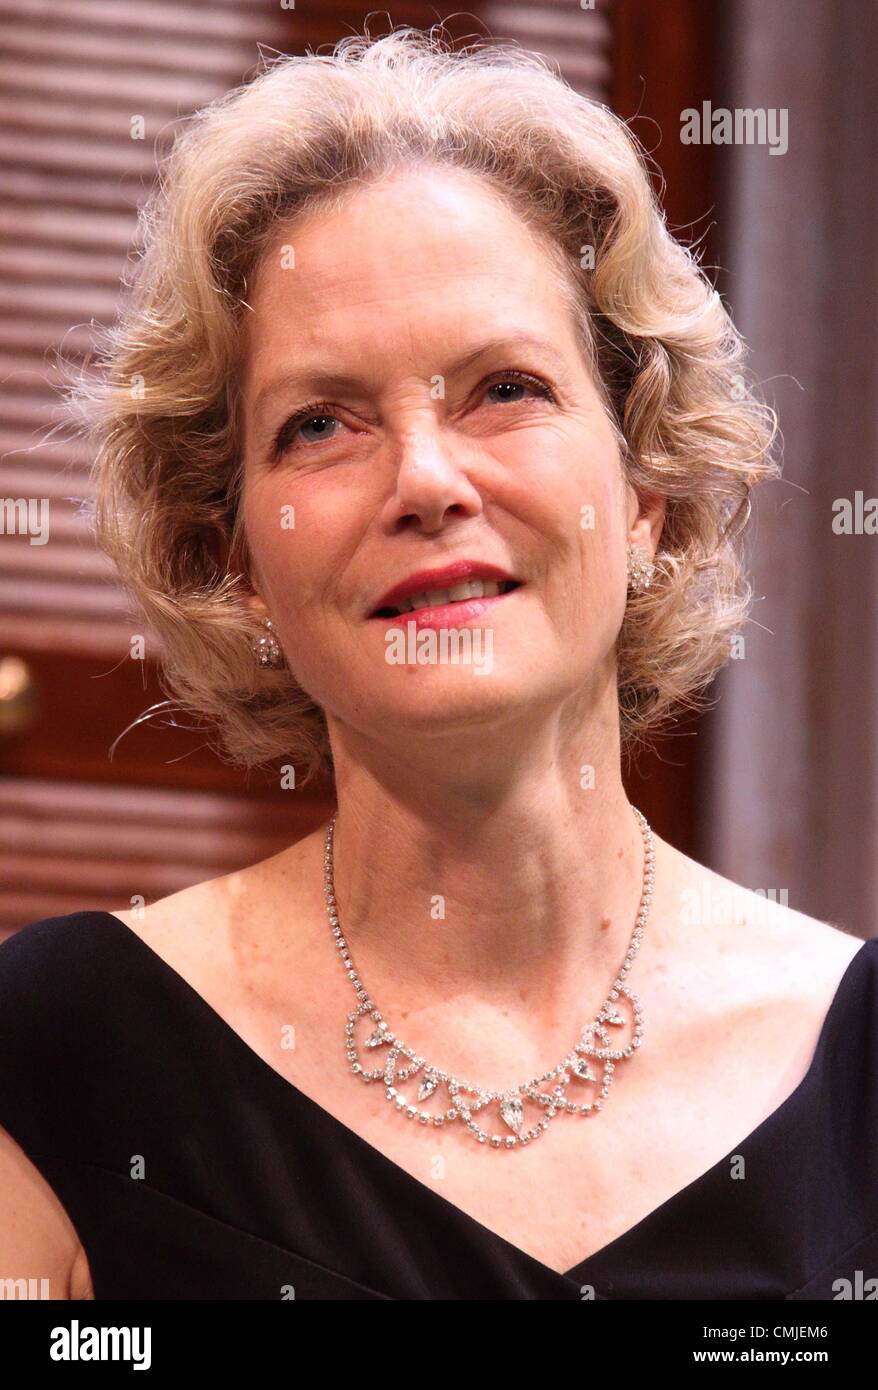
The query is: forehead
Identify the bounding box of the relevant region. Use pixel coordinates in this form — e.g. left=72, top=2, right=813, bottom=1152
left=244, top=167, right=576, bottom=368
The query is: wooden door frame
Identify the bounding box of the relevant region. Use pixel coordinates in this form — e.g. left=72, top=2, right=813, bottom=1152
left=610, top=0, right=719, bottom=860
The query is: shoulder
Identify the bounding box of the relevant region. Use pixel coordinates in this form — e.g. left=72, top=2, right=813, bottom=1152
left=0, top=905, right=199, bottom=1110
left=109, top=875, right=249, bottom=999
left=641, top=841, right=876, bottom=1131
left=699, top=856, right=865, bottom=970
left=0, top=910, right=119, bottom=1025
left=110, top=829, right=321, bottom=987
left=0, top=911, right=142, bottom=1120
left=654, top=837, right=871, bottom=1022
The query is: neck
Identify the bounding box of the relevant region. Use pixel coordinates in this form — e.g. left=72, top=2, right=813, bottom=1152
left=323, top=708, right=655, bottom=1032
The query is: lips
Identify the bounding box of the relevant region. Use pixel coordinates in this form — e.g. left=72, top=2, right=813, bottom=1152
left=369, top=561, right=521, bottom=618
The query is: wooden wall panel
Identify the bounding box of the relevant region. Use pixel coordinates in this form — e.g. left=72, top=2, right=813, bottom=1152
left=0, top=776, right=326, bottom=934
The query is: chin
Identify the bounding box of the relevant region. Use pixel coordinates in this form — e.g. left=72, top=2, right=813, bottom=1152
left=373, top=663, right=575, bottom=735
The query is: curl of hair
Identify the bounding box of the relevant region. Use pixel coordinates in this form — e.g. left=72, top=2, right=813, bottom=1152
left=66, top=24, right=779, bottom=785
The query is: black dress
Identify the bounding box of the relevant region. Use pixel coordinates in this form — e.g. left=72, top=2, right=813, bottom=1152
left=0, top=910, right=876, bottom=1300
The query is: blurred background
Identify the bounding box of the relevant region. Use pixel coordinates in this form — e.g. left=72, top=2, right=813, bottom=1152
left=0, top=0, right=875, bottom=938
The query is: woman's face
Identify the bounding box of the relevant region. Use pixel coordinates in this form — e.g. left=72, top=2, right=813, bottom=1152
left=240, top=166, right=660, bottom=754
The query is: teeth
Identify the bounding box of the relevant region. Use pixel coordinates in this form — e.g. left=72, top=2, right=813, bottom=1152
left=398, top=579, right=501, bottom=613
left=406, top=590, right=444, bottom=611
left=377, top=577, right=518, bottom=616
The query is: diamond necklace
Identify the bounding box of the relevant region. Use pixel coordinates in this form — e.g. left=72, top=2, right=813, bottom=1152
left=322, top=805, right=655, bottom=1150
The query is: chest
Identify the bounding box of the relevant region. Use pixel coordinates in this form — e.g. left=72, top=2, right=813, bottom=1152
left=244, top=1002, right=790, bottom=1276
left=178, top=933, right=832, bottom=1279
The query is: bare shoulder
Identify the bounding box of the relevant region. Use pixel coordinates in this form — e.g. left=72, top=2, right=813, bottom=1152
left=659, top=837, right=866, bottom=1010
left=709, top=857, right=862, bottom=969
left=109, top=825, right=324, bottom=987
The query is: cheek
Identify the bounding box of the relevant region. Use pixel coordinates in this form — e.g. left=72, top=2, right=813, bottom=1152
left=534, top=443, right=628, bottom=630
left=517, top=427, right=625, bottom=565
left=242, top=474, right=334, bottom=612
left=587, top=473, right=628, bottom=564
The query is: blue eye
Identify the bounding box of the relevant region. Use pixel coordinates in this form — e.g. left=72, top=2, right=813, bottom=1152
left=272, top=405, right=342, bottom=456
left=270, top=369, right=554, bottom=458
left=483, top=371, right=554, bottom=405
left=298, top=411, right=338, bottom=439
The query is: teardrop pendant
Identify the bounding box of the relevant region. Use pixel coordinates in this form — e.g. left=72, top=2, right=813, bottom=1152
left=418, top=1073, right=439, bottom=1102
left=499, top=1096, right=525, bottom=1133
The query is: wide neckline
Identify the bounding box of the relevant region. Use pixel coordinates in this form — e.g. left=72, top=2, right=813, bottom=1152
left=93, top=910, right=872, bottom=1285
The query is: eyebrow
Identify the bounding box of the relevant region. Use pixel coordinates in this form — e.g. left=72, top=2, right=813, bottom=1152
left=250, top=333, right=571, bottom=419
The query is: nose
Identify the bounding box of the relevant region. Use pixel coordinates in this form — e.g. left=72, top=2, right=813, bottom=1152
left=382, top=433, right=484, bottom=533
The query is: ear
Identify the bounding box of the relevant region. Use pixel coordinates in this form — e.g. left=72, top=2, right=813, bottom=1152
left=626, top=485, right=666, bottom=555
left=242, top=590, right=270, bottom=621
left=221, top=528, right=269, bottom=621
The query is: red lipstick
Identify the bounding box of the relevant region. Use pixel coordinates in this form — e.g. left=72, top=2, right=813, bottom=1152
left=371, top=560, right=519, bottom=615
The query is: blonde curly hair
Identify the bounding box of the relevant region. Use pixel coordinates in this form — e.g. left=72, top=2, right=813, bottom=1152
left=69, top=24, right=778, bottom=785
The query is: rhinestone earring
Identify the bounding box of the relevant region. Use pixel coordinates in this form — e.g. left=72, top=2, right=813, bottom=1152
left=252, top=616, right=284, bottom=669
left=626, top=542, right=657, bottom=593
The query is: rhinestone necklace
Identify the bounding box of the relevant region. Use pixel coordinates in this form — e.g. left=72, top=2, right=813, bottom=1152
left=322, top=805, right=655, bottom=1150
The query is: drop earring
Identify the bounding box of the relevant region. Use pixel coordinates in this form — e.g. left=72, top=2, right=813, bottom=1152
left=252, top=616, right=284, bottom=669
left=626, top=542, right=657, bottom=593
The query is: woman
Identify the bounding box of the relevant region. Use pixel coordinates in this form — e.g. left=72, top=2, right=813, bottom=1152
left=1, top=28, right=874, bottom=1302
